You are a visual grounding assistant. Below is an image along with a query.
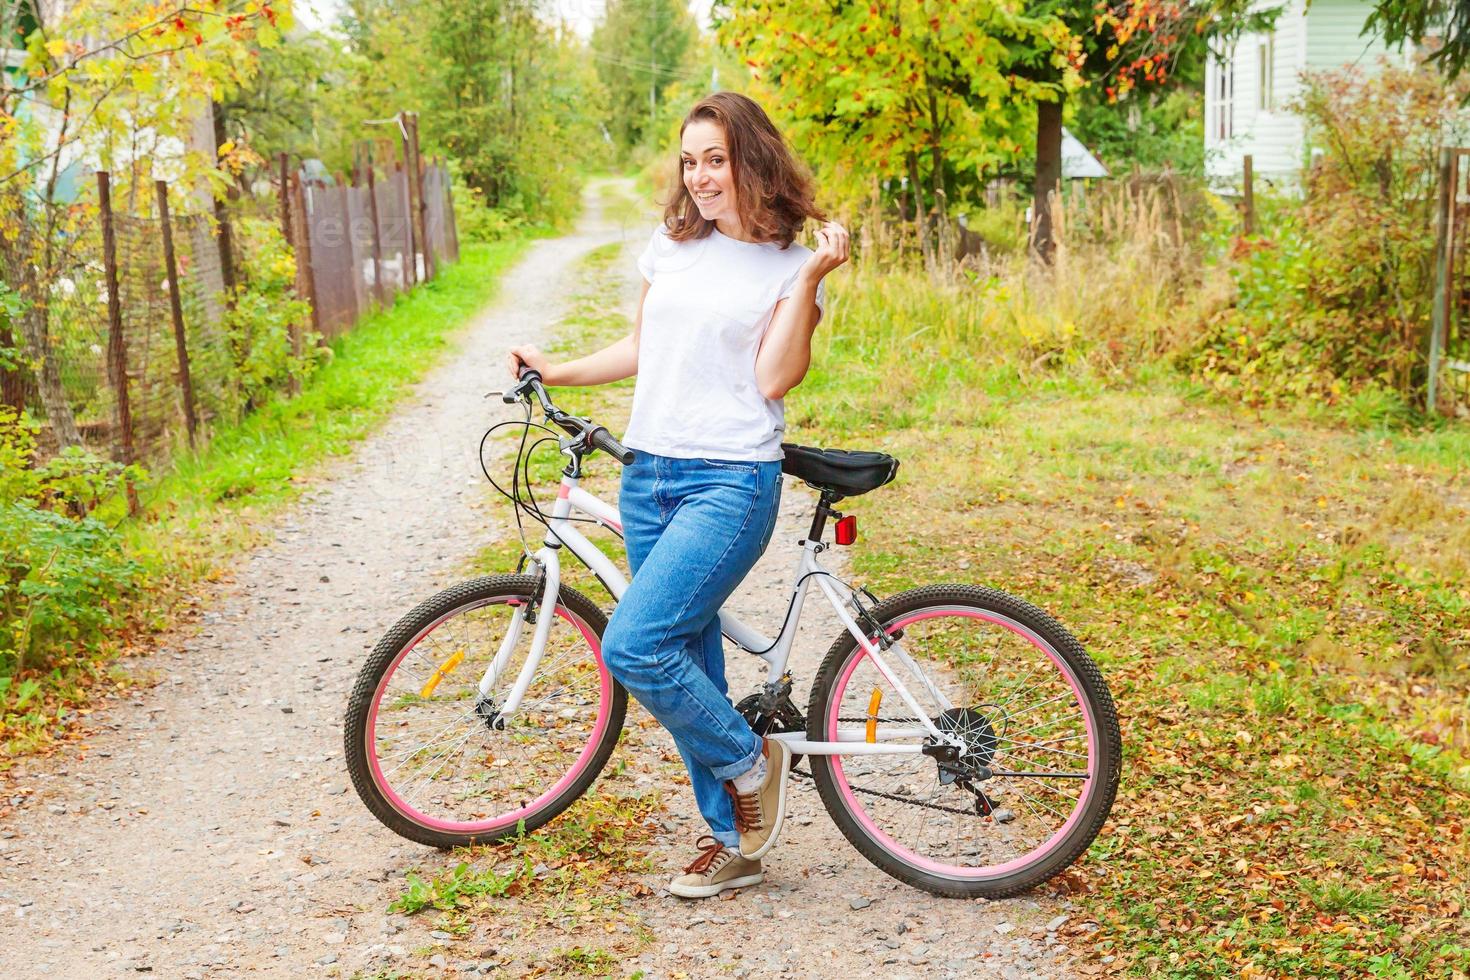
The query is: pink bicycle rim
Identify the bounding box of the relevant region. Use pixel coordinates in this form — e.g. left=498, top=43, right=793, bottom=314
left=829, top=606, right=1098, bottom=880
left=366, top=598, right=611, bottom=834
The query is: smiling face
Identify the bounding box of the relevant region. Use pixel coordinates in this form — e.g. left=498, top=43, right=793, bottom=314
left=681, top=118, right=742, bottom=237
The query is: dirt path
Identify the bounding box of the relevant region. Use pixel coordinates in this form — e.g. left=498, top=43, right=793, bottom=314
left=0, top=180, right=1085, bottom=979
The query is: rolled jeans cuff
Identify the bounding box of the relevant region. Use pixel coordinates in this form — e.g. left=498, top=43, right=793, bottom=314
left=709, top=739, right=763, bottom=784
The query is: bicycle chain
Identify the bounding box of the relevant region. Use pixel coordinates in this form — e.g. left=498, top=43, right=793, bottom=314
left=785, top=716, right=992, bottom=817
left=787, top=765, right=986, bottom=818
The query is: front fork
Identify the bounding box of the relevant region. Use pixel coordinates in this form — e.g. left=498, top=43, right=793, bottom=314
left=475, top=547, right=560, bottom=726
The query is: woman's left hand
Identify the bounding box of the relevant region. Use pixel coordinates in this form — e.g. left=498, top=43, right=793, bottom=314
left=801, top=220, right=850, bottom=283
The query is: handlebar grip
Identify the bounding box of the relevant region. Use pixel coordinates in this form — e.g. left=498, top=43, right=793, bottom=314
left=517, top=366, right=542, bottom=384
left=588, top=426, right=635, bottom=465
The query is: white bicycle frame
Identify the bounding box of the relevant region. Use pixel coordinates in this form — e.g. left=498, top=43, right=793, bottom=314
left=481, top=469, right=966, bottom=758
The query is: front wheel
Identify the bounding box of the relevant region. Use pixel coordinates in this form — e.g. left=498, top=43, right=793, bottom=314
left=807, top=584, right=1121, bottom=898
left=344, top=575, right=626, bottom=849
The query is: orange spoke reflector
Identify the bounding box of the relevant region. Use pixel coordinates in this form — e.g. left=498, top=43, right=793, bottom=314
left=866, top=687, right=883, bottom=743
left=419, top=650, right=465, bottom=698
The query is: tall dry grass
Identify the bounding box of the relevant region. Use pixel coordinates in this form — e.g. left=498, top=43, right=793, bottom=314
left=793, top=182, right=1228, bottom=431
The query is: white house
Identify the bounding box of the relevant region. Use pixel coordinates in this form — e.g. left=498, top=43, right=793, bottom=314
left=1203, top=0, right=1411, bottom=188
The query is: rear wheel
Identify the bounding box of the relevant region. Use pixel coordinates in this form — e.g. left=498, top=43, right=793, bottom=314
left=807, top=584, right=1120, bottom=898
left=344, top=575, right=625, bottom=849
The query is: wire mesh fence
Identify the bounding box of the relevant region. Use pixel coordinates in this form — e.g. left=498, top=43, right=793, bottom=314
left=4, top=115, right=460, bottom=489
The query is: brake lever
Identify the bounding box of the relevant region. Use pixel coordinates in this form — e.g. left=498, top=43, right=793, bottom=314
left=489, top=381, right=532, bottom=405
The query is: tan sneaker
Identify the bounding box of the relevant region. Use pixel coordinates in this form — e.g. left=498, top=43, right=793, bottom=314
left=667, top=836, right=763, bottom=899
left=724, top=737, right=792, bottom=860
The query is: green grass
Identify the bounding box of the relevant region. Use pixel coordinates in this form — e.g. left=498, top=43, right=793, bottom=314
left=130, top=238, right=534, bottom=524
left=417, top=225, right=1469, bottom=976
left=782, top=263, right=1470, bottom=977
left=1, top=236, right=540, bottom=759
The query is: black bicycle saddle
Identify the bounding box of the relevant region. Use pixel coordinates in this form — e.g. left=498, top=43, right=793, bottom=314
left=780, top=443, right=899, bottom=498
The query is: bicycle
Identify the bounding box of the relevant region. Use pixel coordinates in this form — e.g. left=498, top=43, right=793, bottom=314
left=344, top=371, right=1121, bottom=899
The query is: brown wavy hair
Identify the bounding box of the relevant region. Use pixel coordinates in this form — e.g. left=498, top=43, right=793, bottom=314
left=661, top=91, right=826, bottom=249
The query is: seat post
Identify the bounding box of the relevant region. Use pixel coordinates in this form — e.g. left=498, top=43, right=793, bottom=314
left=806, top=490, right=842, bottom=544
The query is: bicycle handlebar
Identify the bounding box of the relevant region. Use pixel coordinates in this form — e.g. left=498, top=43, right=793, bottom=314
left=586, top=425, right=635, bottom=465
left=504, top=367, right=636, bottom=465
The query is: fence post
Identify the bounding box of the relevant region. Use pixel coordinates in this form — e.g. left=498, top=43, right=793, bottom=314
left=398, top=116, right=418, bottom=287
left=291, top=174, right=323, bottom=345
left=443, top=160, right=460, bottom=263
left=1429, top=147, right=1457, bottom=416
left=408, top=112, right=434, bottom=281
left=1242, top=154, right=1255, bottom=236
left=340, top=174, right=361, bottom=329
left=364, top=142, right=389, bottom=307
left=96, top=171, right=139, bottom=515
left=155, top=179, right=198, bottom=447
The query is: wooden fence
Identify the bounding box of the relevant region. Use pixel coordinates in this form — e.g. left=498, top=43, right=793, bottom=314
left=1, top=111, right=459, bottom=504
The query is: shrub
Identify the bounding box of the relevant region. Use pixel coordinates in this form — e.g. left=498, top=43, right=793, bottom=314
left=194, top=216, right=318, bottom=422
left=1186, top=61, right=1470, bottom=408
left=451, top=178, right=525, bottom=243
left=0, top=407, right=141, bottom=684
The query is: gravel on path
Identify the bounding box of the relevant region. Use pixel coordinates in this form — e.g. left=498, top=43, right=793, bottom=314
left=0, top=180, right=643, bottom=978
left=0, top=178, right=1085, bottom=979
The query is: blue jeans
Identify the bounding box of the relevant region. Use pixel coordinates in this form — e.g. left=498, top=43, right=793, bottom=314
left=603, top=451, right=783, bottom=848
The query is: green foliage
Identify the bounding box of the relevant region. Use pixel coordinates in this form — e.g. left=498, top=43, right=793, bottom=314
left=198, top=217, right=318, bottom=422
left=592, top=0, right=700, bottom=155
left=719, top=1, right=1076, bottom=213
left=1070, top=88, right=1205, bottom=176
left=1368, top=0, right=1470, bottom=79
left=0, top=407, right=140, bottom=686
left=1187, top=62, right=1470, bottom=409
left=389, top=860, right=528, bottom=914
left=342, top=0, right=608, bottom=227
left=450, top=176, right=524, bottom=244
left=0, top=503, right=141, bottom=677
left=220, top=28, right=354, bottom=168
left=0, top=281, right=25, bottom=372
left=957, top=198, right=1029, bottom=256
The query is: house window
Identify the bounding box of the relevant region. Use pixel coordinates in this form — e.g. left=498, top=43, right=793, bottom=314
left=1258, top=33, right=1275, bottom=111
left=1209, top=48, right=1235, bottom=140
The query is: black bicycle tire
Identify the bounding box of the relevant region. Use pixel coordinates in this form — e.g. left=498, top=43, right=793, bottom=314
left=806, top=583, right=1121, bottom=899
left=344, top=575, right=626, bottom=850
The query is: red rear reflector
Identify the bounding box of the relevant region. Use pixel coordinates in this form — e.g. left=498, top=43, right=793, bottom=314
left=834, top=515, right=857, bottom=545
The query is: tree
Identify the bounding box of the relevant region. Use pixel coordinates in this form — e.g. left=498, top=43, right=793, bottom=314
left=592, top=0, right=701, bottom=154
left=719, top=0, right=1075, bottom=267
left=0, top=0, right=283, bottom=448
left=1024, top=0, right=1264, bottom=260
left=341, top=0, right=606, bottom=224
left=1367, top=0, right=1470, bottom=79
left=219, top=29, right=354, bottom=179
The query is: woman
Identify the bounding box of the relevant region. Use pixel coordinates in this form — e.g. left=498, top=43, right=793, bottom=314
left=505, top=91, right=849, bottom=899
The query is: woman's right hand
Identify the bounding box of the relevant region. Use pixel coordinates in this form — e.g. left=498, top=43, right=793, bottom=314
left=506, top=344, right=551, bottom=382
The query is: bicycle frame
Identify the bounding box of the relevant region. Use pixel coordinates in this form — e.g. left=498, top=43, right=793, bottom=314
left=484, top=468, right=965, bottom=758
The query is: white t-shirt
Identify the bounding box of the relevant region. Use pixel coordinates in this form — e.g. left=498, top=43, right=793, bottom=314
left=623, top=224, right=825, bottom=462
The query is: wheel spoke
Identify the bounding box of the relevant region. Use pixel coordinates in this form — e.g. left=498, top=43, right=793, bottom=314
left=348, top=586, right=619, bottom=843
left=816, top=596, right=1117, bottom=891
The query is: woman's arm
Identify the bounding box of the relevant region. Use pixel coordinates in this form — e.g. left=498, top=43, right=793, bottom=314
left=506, top=280, right=650, bottom=386
left=754, top=222, right=849, bottom=400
